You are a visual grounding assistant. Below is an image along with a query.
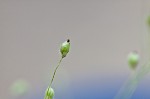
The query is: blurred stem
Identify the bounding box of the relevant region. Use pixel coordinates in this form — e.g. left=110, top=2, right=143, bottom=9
left=148, top=26, right=150, bottom=59
left=114, top=70, right=138, bottom=99
left=48, top=57, right=63, bottom=88
left=137, top=62, right=150, bottom=80
left=114, top=62, right=150, bottom=99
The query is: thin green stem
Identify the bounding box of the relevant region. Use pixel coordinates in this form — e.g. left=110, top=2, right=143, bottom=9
left=114, top=62, right=150, bottom=99
left=48, top=57, right=63, bottom=88
left=114, top=70, right=138, bottom=99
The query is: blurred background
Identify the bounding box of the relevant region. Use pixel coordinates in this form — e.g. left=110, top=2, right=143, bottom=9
left=1, top=0, right=150, bottom=99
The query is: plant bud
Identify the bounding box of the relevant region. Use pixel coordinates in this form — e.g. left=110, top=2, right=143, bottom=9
left=45, top=87, right=54, bottom=99
left=127, top=51, right=139, bottom=69
left=60, top=39, right=70, bottom=58
left=147, top=15, right=150, bottom=27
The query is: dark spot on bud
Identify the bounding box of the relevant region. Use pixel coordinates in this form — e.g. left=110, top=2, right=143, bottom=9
left=67, top=39, right=70, bottom=42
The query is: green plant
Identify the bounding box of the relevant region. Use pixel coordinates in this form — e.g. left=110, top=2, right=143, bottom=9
left=44, top=39, right=70, bottom=99
left=127, top=51, right=139, bottom=70
left=114, top=16, right=150, bottom=99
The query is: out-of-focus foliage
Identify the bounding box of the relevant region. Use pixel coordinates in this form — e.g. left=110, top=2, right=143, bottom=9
left=127, top=51, right=139, bottom=70
left=147, top=16, right=150, bottom=27
left=10, top=79, right=30, bottom=97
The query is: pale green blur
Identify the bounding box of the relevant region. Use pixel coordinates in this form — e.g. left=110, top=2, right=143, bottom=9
left=127, top=51, right=139, bottom=70
left=10, top=79, right=29, bottom=97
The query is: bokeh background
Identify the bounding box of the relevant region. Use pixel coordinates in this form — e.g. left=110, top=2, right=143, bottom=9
left=1, top=0, right=150, bottom=99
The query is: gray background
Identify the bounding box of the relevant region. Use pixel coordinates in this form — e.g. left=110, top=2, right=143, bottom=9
left=0, top=0, right=150, bottom=99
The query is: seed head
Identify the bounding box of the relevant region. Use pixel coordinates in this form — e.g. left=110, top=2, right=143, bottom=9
left=60, top=39, right=70, bottom=58
left=127, top=51, right=139, bottom=70
left=45, top=87, right=54, bottom=99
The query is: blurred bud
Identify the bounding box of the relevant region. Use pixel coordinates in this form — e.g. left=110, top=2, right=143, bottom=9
left=147, top=15, right=150, bottom=27
left=127, top=51, right=139, bottom=70
left=10, top=79, right=29, bottom=97
left=45, top=87, right=54, bottom=99
left=60, top=39, right=70, bottom=58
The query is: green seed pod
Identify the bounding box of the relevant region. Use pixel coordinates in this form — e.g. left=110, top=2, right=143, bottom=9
left=44, top=87, right=54, bottom=99
left=60, top=39, right=70, bottom=58
left=127, top=51, right=139, bottom=70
